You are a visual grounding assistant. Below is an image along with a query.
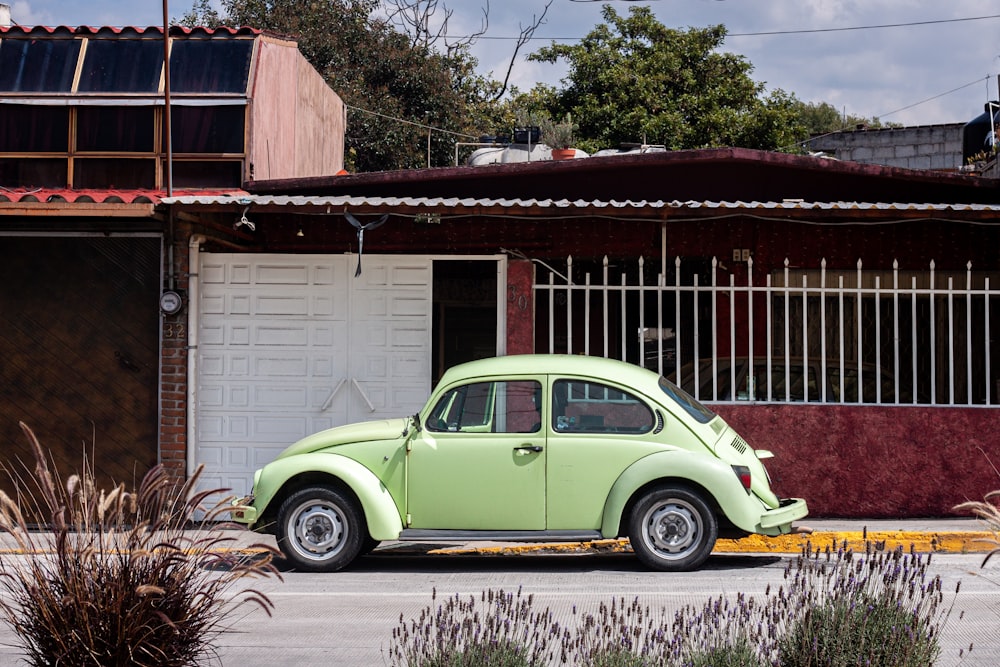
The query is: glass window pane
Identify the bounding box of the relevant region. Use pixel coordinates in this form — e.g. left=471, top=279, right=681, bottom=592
left=554, top=379, right=653, bottom=433
left=170, top=106, right=245, bottom=153
left=427, top=380, right=541, bottom=434
left=77, top=107, right=154, bottom=152
left=0, top=105, right=68, bottom=152
left=171, top=161, right=243, bottom=188
left=170, top=40, right=253, bottom=93
left=0, top=158, right=67, bottom=187
left=79, top=40, right=163, bottom=93
left=74, top=158, right=155, bottom=188
left=0, top=38, right=81, bottom=92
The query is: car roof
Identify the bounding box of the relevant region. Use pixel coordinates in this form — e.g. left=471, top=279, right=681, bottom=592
left=439, top=354, right=658, bottom=387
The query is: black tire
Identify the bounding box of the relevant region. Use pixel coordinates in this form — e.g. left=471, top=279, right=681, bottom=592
left=276, top=486, right=364, bottom=572
left=360, top=536, right=381, bottom=555
left=628, top=486, right=718, bottom=571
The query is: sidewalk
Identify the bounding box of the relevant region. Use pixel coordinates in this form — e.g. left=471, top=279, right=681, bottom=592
left=419, top=518, right=999, bottom=557
left=0, top=518, right=993, bottom=556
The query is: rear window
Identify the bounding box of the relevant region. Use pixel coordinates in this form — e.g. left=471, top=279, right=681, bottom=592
left=659, top=377, right=716, bottom=424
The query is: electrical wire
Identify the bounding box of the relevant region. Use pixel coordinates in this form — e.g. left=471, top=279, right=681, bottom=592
left=462, top=13, right=1000, bottom=41
left=346, top=103, right=478, bottom=140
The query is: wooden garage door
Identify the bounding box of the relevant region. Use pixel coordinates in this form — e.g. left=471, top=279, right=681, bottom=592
left=195, top=254, right=431, bottom=498
left=0, top=236, right=160, bottom=496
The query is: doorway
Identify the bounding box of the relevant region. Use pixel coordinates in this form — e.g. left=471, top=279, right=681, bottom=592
left=432, top=259, right=501, bottom=385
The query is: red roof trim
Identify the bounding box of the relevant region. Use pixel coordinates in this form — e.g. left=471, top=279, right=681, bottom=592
left=0, top=25, right=262, bottom=37
left=0, top=188, right=250, bottom=205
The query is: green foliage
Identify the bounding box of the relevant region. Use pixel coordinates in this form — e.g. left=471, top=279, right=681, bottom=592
left=0, top=423, right=280, bottom=667
left=173, top=0, right=222, bottom=27
left=527, top=5, right=805, bottom=154
left=683, top=638, right=766, bottom=667
left=792, top=100, right=902, bottom=136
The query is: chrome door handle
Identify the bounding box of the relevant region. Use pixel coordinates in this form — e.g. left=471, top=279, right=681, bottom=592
left=513, top=445, right=543, bottom=454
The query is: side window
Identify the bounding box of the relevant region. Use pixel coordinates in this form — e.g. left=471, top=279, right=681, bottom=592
left=427, top=380, right=541, bottom=434
left=551, top=379, right=654, bottom=434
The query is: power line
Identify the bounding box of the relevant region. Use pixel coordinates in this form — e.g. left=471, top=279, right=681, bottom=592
left=876, top=76, right=990, bottom=119
left=345, top=103, right=478, bottom=140
left=729, top=13, right=1000, bottom=37
left=461, top=13, right=1000, bottom=41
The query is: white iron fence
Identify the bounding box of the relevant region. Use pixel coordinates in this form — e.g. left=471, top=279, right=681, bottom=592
left=534, top=256, right=1000, bottom=407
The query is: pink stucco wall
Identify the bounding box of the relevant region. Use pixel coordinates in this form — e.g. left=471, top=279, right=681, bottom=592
left=713, top=404, right=1000, bottom=518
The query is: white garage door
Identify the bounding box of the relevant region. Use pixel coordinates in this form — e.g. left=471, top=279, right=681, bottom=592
left=195, top=253, right=432, bottom=498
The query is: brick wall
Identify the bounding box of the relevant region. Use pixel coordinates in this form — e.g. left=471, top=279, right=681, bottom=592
left=159, top=231, right=191, bottom=483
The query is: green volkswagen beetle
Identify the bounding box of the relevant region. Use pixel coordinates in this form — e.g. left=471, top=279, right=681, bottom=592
left=231, top=355, right=807, bottom=572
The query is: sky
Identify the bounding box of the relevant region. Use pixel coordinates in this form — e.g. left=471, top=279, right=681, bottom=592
left=7, top=0, right=1000, bottom=127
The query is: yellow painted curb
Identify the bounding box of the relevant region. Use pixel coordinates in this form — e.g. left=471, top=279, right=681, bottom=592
left=432, top=531, right=998, bottom=557
left=715, top=531, right=998, bottom=555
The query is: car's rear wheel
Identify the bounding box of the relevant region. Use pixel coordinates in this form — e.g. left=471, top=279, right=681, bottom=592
left=629, top=486, right=718, bottom=571
left=277, top=486, right=364, bottom=572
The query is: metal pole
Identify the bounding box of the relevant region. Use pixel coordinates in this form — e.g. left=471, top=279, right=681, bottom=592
left=162, top=0, right=173, bottom=196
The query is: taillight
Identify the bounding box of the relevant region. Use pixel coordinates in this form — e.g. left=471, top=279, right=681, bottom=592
left=732, top=465, right=752, bottom=493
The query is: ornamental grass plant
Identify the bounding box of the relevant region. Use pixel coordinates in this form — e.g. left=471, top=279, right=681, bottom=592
left=0, top=422, right=281, bottom=667
left=955, top=489, right=1000, bottom=567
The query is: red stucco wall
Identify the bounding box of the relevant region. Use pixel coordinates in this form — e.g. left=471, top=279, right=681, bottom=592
left=506, top=259, right=535, bottom=355
left=713, top=404, right=1000, bottom=518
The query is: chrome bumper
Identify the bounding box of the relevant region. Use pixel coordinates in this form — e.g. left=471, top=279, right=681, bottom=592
left=757, top=497, right=809, bottom=535
left=229, top=494, right=258, bottom=524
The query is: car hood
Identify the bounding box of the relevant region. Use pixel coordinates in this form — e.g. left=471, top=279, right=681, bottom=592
left=274, top=417, right=410, bottom=460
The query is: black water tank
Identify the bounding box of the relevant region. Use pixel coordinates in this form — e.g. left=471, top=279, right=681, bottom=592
left=962, top=101, right=1000, bottom=161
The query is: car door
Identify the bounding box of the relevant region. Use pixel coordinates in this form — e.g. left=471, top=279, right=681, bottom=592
left=406, top=378, right=546, bottom=530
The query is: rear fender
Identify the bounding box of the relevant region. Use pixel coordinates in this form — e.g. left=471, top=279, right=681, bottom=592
left=252, top=453, right=403, bottom=540
left=600, top=450, right=764, bottom=537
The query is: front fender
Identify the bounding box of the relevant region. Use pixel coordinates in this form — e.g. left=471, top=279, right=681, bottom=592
left=249, top=453, right=404, bottom=541
left=600, top=450, right=765, bottom=538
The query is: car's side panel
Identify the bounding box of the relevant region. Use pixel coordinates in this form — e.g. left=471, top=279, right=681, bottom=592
left=600, top=450, right=766, bottom=537
left=545, top=436, right=661, bottom=529
left=250, top=452, right=405, bottom=540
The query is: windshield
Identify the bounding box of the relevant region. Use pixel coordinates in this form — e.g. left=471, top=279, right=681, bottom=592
left=659, top=377, right=716, bottom=424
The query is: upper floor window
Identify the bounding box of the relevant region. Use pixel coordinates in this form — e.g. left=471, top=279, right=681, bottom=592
left=170, top=40, right=253, bottom=93
left=79, top=39, right=164, bottom=93
left=0, top=39, right=80, bottom=92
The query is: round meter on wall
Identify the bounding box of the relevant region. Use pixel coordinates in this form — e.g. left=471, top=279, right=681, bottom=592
left=159, top=290, right=183, bottom=315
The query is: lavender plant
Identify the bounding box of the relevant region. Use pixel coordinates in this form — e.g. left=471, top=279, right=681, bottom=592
left=773, top=539, right=954, bottom=667
left=388, top=587, right=560, bottom=666
left=392, top=536, right=956, bottom=667
left=0, top=422, right=281, bottom=667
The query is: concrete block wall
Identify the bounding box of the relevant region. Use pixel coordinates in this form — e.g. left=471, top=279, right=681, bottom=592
left=809, top=123, right=965, bottom=171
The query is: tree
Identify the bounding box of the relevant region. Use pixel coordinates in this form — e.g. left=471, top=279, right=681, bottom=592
left=527, top=5, right=805, bottom=154
left=792, top=100, right=900, bottom=136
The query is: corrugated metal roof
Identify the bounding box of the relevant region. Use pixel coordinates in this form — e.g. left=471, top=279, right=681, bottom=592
left=159, top=194, right=1000, bottom=212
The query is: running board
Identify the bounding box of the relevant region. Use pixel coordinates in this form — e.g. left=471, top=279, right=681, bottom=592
left=398, top=529, right=604, bottom=542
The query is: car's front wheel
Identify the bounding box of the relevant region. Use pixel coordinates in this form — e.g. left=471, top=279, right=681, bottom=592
left=629, top=486, right=718, bottom=571
left=276, top=486, right=364, bottom=572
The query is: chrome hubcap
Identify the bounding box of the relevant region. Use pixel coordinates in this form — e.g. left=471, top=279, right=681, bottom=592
left=644, top=499, right=701, bottom=558
left=290, top=501, right=346, bottom=559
